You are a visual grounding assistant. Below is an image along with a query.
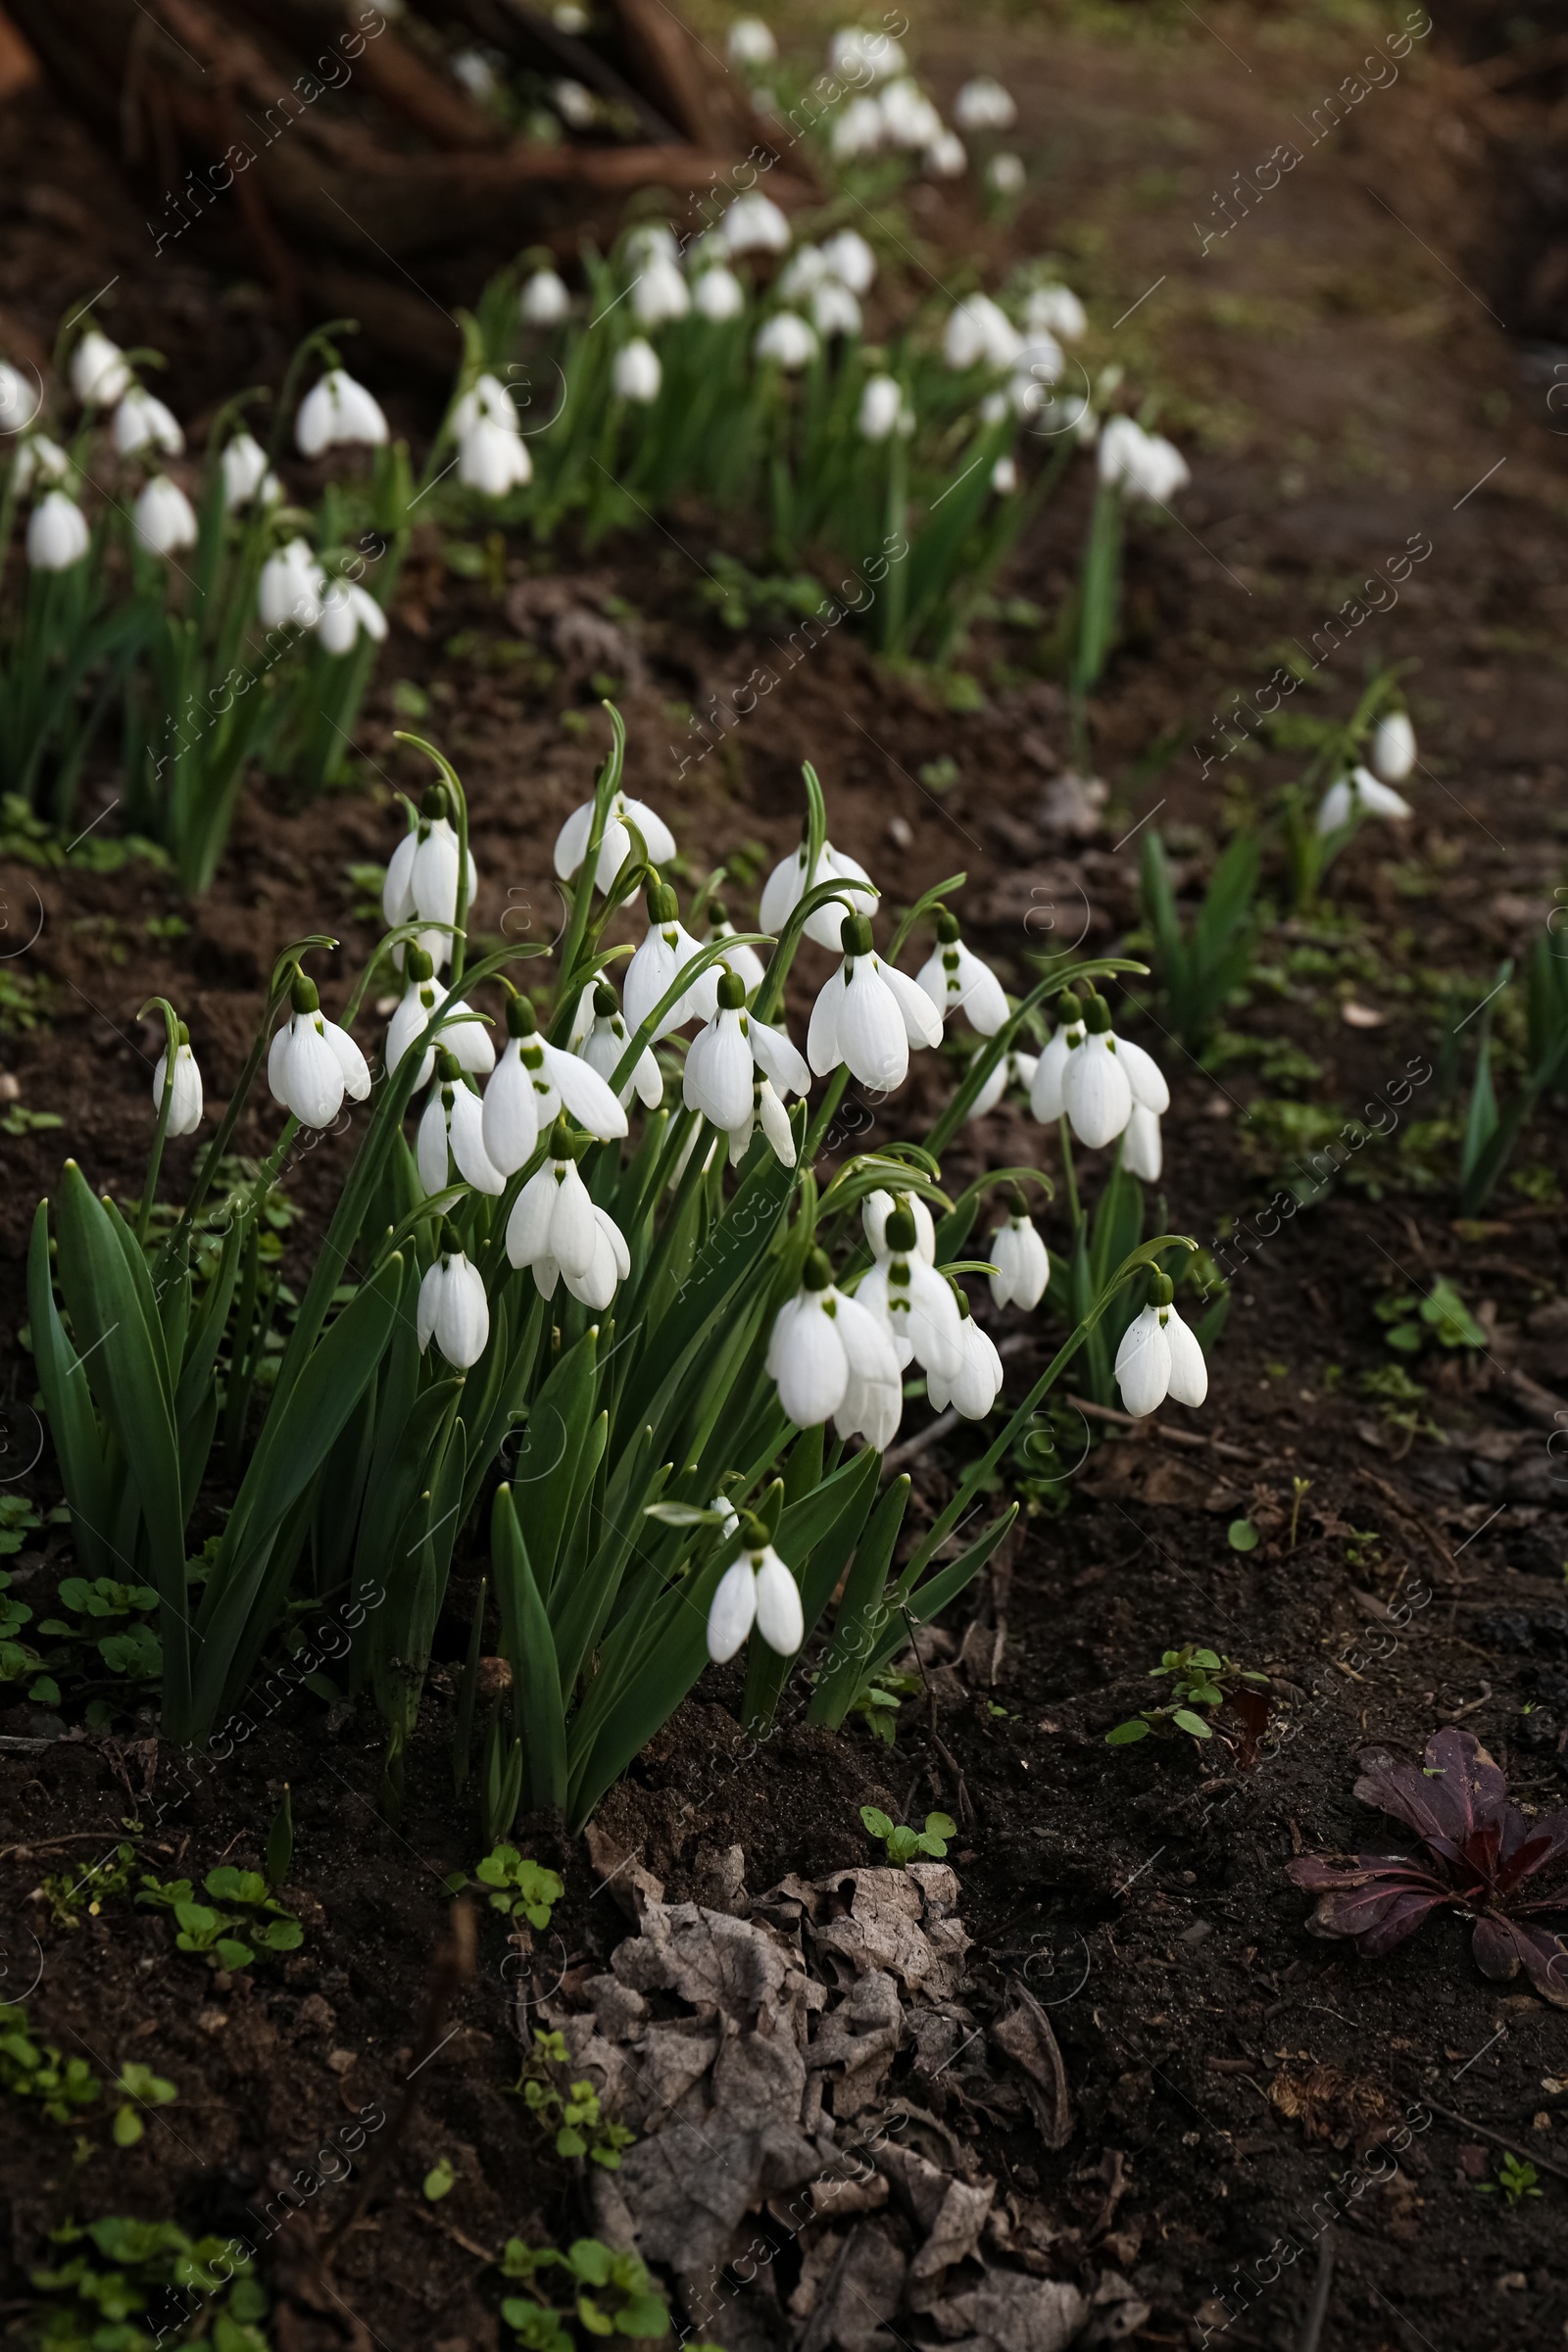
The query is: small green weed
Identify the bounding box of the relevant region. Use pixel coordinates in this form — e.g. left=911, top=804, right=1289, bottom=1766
left=136, top=1867, right=304, bottom=1973
left=1375, top=1277, right=1486, bottom=1355
left=467, top=1846, right=564, bottom=1929
left=26, top=2214, right=268, bottom=2350
left=514, top=2031, right=634, bottom=2170
left=499, top=2236, right=672, bottom=2346
left=1107, top=1646, right=1269, bottom=1747
left=859, top=1807, right=955, bottom=1865
left=38, top=1843, right=137, bottom=1928
left=1476, top=2152, right=1543, bottom=2204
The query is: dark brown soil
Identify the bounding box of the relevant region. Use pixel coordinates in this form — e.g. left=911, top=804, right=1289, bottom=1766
left=4, top=6, right=1568, bottom=2349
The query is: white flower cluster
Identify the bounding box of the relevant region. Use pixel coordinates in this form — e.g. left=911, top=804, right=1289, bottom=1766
left=1316, top=710, right=1416, bottom=835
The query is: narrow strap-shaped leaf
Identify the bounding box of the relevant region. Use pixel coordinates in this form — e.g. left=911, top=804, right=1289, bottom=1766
left=492, top=1486, right=567, bottom=1811
left=26, top=1200, right=112, bottom=1582
left=514, top=1323, right=599, bottom=1594
left=173, top=1221, right=244, bottom=1433
left=741, top=1441, right=879, bottom=1735
left=809, top=1474, right=911, bottom=1727
left=566, top=1549, right=731, bottom=1829
left=551, top=1434, right=663, bottom=1697
left=866, top=1504, right=1019, bottom=1685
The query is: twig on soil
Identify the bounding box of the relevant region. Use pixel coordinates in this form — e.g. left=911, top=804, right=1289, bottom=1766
left=1065, top=1394, right=1257, bottom=1461
left=1446, top=1680, right=1493, bottom=1719
left=1297, top=2230, right=1334, bottom=2352
left=1418, top=2098, right=1568, bottom=2185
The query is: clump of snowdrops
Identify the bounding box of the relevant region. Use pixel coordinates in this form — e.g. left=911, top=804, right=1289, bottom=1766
left=29, top=711, right=1204, bottom=1831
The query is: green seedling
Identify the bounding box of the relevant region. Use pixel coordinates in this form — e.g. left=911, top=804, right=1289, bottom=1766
left=1375, top=1276, right=1485, bottom=1356
left=846, top=1670, right=919, bottom=1748
left=26, top=2214, right=270, bottom=2347
left=110, top=2062, right=177, bottom=2147
left=514, top=2031, right=634, bottom=2170
left=859, top=1807, right=956, bottom=1866
left=38, top=1842, right=136, bottom=1929
left=500, top=2235, right=671, bottom=2346
left=136, top=1866, right=304, bottom=1972
left=469, top=1846, right=564, bottom=1929
left=423, top=2158, right=457, bottom=2201
left=0, top=2004, right=101, bottom=2123
left=1476, top=2153, right=1543, bottom=2204
left=1107, top=1646, right=1270, bottom=1747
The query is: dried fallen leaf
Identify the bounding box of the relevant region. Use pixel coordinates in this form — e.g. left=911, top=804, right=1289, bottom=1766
left=990, top=1983, right=1073, bottom=2151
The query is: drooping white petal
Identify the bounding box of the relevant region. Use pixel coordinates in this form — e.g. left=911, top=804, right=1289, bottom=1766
left=1350, top=764, right=1412, bottom=821
left=1371, top=711, right=1415, bottom=782
left=449, top=1084, right=506, bottom=1195
left=564, top=1208, right=625, bottom=1309
left=765, top=1293, right=848, bottom=1426
left=753, top=1545, right=804, bottom=1654
left=807, top=965, right=846, bottom=1076
left=879, top=960, right=944, bottom=1049
left=684, top=1008, right=755, bottom=1130
left=747, top=1016, right=810, bottom=1099
left=282, top=1018, right=346, bottom=1128
left=383, top=831, right=418, bottom=927
left=1114, top=1306, right=1172, bottom=1417
left=539, top=1039, right=629, bottom=1139
left=416, top=1090, right=451, bottom=1195
left=1029, top=1026, right=1077, bottom=1123
left=989, top=1219, right=1049, bottom=1311
left=439, top=998, right=495, bottom=1075
left=707, top=1556, right=758, bottom=1662
left=417, top=1260, right=443, bottom=1351
left=546, top=1161, right=597, bottom=1279
left=1061, top=1032, right=1132, bottom=1149
left=906, top=1257, right=964, bottom=1380
left=1114, top=1034, right=1169, bottom=1115
left=321, top=1020, right=370, bottom=1102
left=434, top=1255, right=490, bottom=1369
left=833, top=1292, right=904, bottom=1448
left=506, top=1164, right=560, bottom=1268
left=754, top=1078, right=797, bottom=1167
left=1162, top=1305, right=1208, bottom=1407
left=1121, top=1102, right=1162, bottom=1182
left=838, top=963, right=908, bottom=1091
left=482, top=1043, right=540, bottom=1175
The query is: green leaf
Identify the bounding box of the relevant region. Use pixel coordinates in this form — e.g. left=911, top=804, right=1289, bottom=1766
left=423, top=2158, right=457, bottom=2201
left=492, top=1488, right=567, bottom=1810
left=112, top=2104, right=145, bottom=2146
left=1106, top=1719, right=1150, bottom=1744
left=1172, top=1708, right=1214, bottom=1739
left=1227, top=1519, right=1258, bottom=1551
left=860, top=1806, right=894, bottom=1841
left=215, top=1937, right=255, bottom=1970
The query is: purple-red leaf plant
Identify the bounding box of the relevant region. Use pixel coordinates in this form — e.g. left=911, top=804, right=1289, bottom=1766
left=1288, top=1727, right=1568, bottom=2007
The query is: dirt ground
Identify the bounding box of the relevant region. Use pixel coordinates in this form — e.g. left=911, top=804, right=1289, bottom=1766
left=3, top=4, right=1568, bottom=2348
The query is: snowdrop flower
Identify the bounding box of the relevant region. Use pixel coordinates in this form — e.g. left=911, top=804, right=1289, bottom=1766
left=1122, top=1102, right=1162, bottom=1182
left=721, top=192, right=791, bottom=255
left=259, top=538, right=326, bottom=631
left=1098, top=415, right=1189, bottom=504
left=727, top=16, right=777, bottom=68
left=520, top=268, right=570, bottom=325
left=1317, top=767, right=1411, bottom=835
left=113, top=386, right=183, bottom=458
left=1371, top=710, right=1416, bottom=783
left=451, top=372, right=517, bottom=439
left=1060, top=994, right=1168, bottom=1150
left=966, top=1042, right=1038, bottom=1120
left=633, top=257, right=691, bottom=326
left=944, top=294, right=1023, bottom=372
left=14, top=435, right=71, bottom=495
left=926, top=1295, right=1004, bottom=1418
left=483, top=992, right=626, bottom=1174
left=989, top=1193, right=1049, bottom=1310
left=708, top=1538, right=804, bottom=1662
left=269, top=974, right=372, bottom=1127
left=571, top=981, right=662, bottom=1110
left=612, top=339, right=662, bottom=403
left=1029, top=992, right=1085, bottom=1124
left=878, top=78, right=941, bottom=149
left=417, top=1247, right=490, bottom=1370
left=0, top=361, right=32, bottom=432
left=458, top=416, right=532, bottom=495
left=554, top=786, right=675, bottom=893
left=862, top=1188, right=936, bottom=1264
left=832, top=96, right=885, bottom=159
left=916, top=911, right=1008, bottom=1034
left=1025, top=284, right=1087, bottom=341
left=858, top=374, right=907, bottom=441
left=856, top=1201, right=962, bottom=1380
left=759, top=830, right=876, bottom=948
left=924, top=130, right=968, bottom=178
left=765, top=1248, right=903, bottom=1449
left=987, top=153, right=1025, bottom=196
left=72, top=329, right=129, bottom=407
left=809, top=282, right=859, bottom=339
left=991, top=455, right=1017, bottom=496
left=152, top=1027, right=202, bottom=1137
left=221, top=432, right=281, bottom=510
left=808, top=913, right=941, bottom=1091
left=1115, top=1271, right=1207, bottom=1417
left=693, top=267, right=747, bottom=321
left=553, top=0, right=588, bottom=25
left=318, top=580, right=389, bottom=656
left=684, top=967, right=810, bottom=1163
left=133, top=475, right=198, bottom=556
left=625, top=878, right=721, bottom=1038
left=830, top=26, right=905, bottom=81
left=755, top=313, right=818, bottom=370
left=383, top=783, right=477, bottom=969
left=417, top=1049, right=505, bottom=1197
left=295, top=368, right=388, bottom=458
left=625, top=224, right=678, bottom=270
left=955, top=75, right=1016, bottom=131
left=701, top=904, right=765, bottom=996
left=554, top=77, right=597, bottom=127
left=821, top=231, right=876, bottom=295
left=26, top=491, right=89, bottom=570
left=1011, top=334, right=1065, bottom=409
left=506, top=1120, right=630, bottom=1308
left=385, top=947, right=494, bottom=1090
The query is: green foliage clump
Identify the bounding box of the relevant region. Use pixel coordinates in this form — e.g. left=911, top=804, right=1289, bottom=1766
left=471, top=1846, right=564, bottom=1928
left=136, top=1868, right=303, bottom=1973
left=514, top=2032, right=634, bottom=2170
left=499, top=2236, right=671, bottom=2346
left=1106, top=1646, right=1269, bottom=1746
left=26, top=2215, right=268, bottom=2350
left=859, top=1807, right=956, bottom=1865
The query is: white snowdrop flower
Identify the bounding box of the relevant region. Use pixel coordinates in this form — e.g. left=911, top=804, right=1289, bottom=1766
left=295, top=368, right=389, bottom=458
left=113, top=387, right=183, bottom=458
left=862, top=1188, right=936, bottom=1265
left=625, top=877, right=721, bottom=1039
left=553, top=0, right=587, bottom=25
left=520, top=268, right=571, bottom=325
left=832, top=95, right=885, bottom=159
left=572, top=981, right=662, bottom=1110
left=1061, top=994, right=1165, bottom=1149
left=458, top=415, right=533, bottom=496
left=966, top=1043, right=1038, bottom=1120
left=0, top=362, right=32, bottom=433
left=1316, top=766, right=1412, bottom=836
left=385, top=948, right=494, bottom=1091
left=318, top=580, right=389, bottom=656
left=812, top=282, right=861, bottom=340
left=1028, top=994, right=1085, bottom=1124
left=417, top=1249, right=490, bottom=1371
left=708, top=1541, right=803, bottom=1662
left=755, top=313, right=817, bottom=370
left=554, top=786, right=676, bottom=893
left=220, top=432, right=281, bottom=510
left=943, top=294, right=1023, bottom=372
left=132, top=475, right=198, bottom=556
left=1010, top=334, right=1065, bottom=414
left=830, top=25, right=905, bottom=81
left=954, top=75, right=1016, bottom=130
left=924, top=130, right=968, bottom=178
left=1114, top=1272, right=1207, bottom=1417
left=417, top=1050, right=506, bottom=1197
left=991, top=455, right=1018, bottom=496
left=450, top=372, right=516, bottom=439
left=625, top=223, right=678, bottom=270
left=693, top=267, right=747, bottom=322
left=765, top=1250, right=904, bottom=1448
left=821, top=230, right=876, bottom=295
left=1371, top=710, right=1416, bottom=782
left=14, top=435, right=71, bottom=495
left=507, top=1122, right=630, bottom=1307
left=633, top=257, right=691, bottom=327
left=554, top=76, right=596, bottom=126
left=1098, top=415, right=1189, bottom=504
left=152, top=1029, right=203, bottom=1137
left=727, top=16, right=777, bottom=68
left=858, top=373, right=905, bottom=442
left=452, top=47, right=496, bottom=99
left=684, top=966, right=810, bottom=1137
left=927, top=1298, right=1004, bottom=1418
left=1025, top=284, right=1087, bottom=341
left=721, top=191, right=791, bottom=255
left=268, top=974, right=372, bottom=1128
left=987, top=152, right=1026, bottom=196
left=612, top=338, right=662, bottom=403
left=856, top=1201, right=963, bottom=1380
left=808, top=912, right=941, bottom=1091
left=724, top=1072, right=797, bottom=1169
left=989, top=1195, right=1049, bottom=1310
left=484, top=992, right=626, bottom=1173
left=915, top=910, right=1009, bottom=1035
left=1122, top=1102, right=1162, bottom=1182
left=71, top=329, right=129, bottom=408
left=879, top=78, right=942, bottom=149
left=25, top=491, right=89, bottom=570
left=383, top=782, right=478, bottom=969
left=259, top=538, right=327, bottom=631
left=759, top=831, right=876, bottom=948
